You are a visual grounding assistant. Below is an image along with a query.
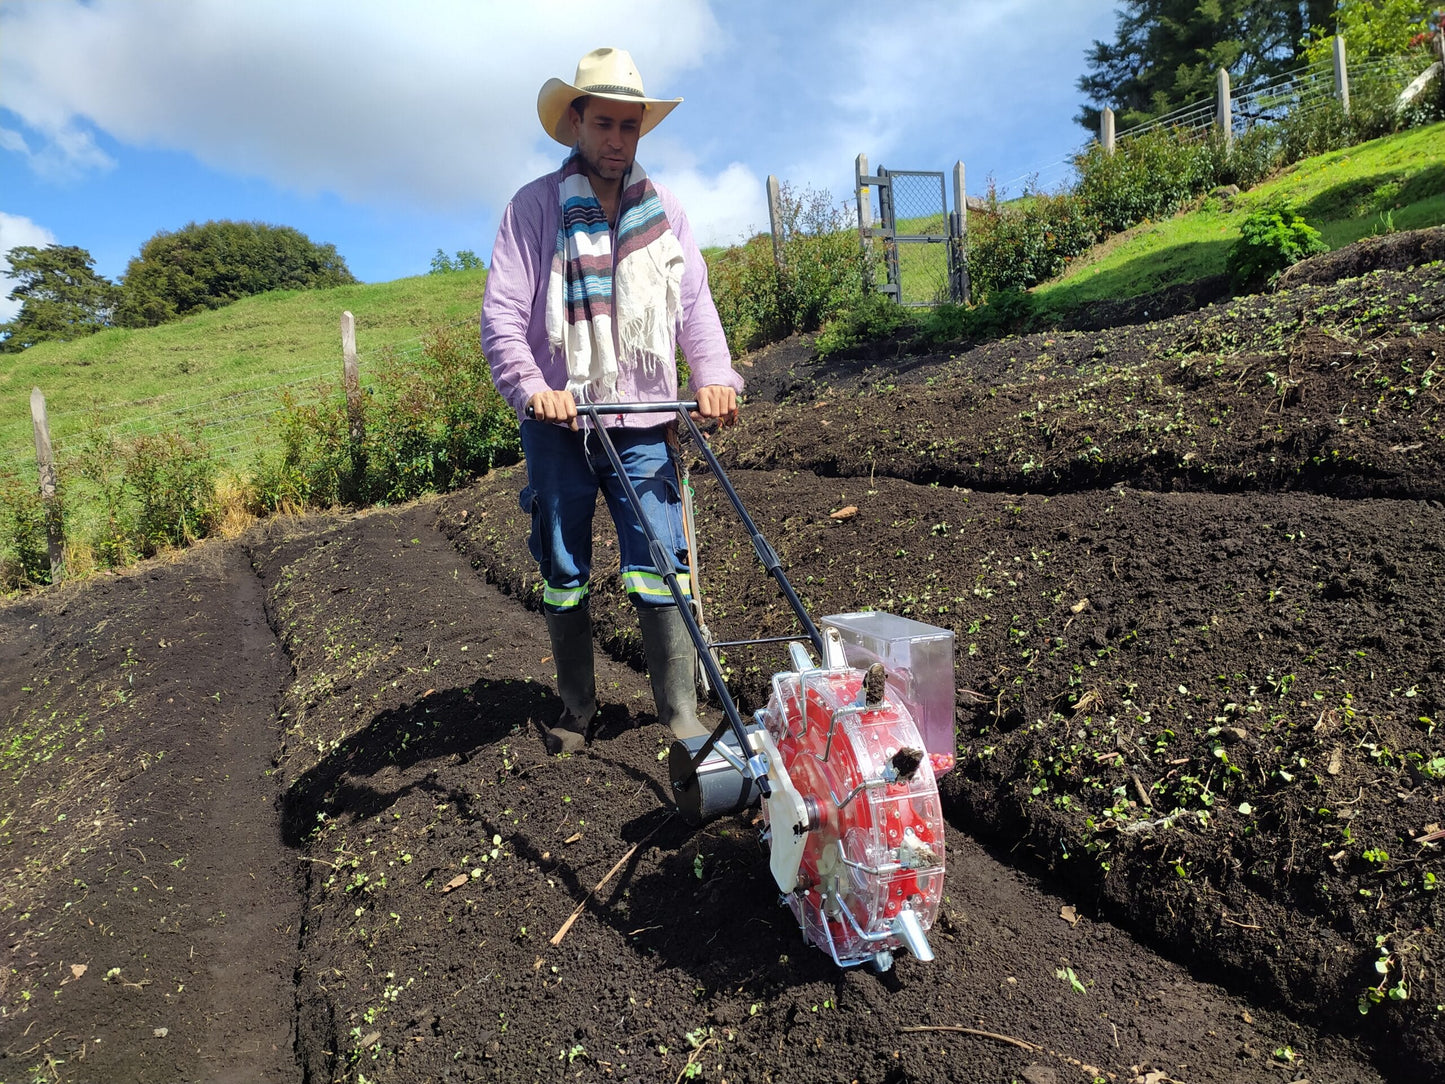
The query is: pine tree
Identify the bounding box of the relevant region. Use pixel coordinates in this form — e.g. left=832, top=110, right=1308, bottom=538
left=1077, top=1, right=1336, bottom=134
left=0, top=244, right=120, bottom=352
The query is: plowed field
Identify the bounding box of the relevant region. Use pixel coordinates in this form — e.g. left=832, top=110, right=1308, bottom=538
left=2, top=231, right=1442, bottom=1084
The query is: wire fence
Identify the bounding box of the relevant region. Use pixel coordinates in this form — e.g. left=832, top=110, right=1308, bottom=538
left=985, top=48, right=1434, bottom=199
left=2, top=314, right=477, bottom=487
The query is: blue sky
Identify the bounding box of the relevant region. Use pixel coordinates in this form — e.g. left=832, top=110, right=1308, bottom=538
left=0, top=0, right=1119, bottom=322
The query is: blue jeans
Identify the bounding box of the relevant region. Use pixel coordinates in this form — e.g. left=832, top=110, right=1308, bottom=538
left=519, top=420, right=691, bottom=612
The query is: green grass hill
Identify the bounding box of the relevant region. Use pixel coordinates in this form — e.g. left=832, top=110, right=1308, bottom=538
left=1031, top=121, right=1445, bottom=318
left=1, top=269, right=487, bottom=478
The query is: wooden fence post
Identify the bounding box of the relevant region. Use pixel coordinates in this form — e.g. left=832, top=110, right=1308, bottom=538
left=1216, top=68, right=1233, bottom=151
left=875, top=162, right=900, bottom=302
left=29, top=387, right=63, bottom=582
left=340, top=311, right=364, bottom=445
left=1332, top=35, right=1350, bottom=114
left=766, top=175, right=785, bottom=271
left=951, top=160, right=970, bottom=304
left=1100, top=107, right=1116, bottom=156
left=855, top=153, right=874, bottom=288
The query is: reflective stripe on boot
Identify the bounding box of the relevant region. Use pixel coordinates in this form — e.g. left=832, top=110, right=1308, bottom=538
left=636, top=604, right=710, bottom=741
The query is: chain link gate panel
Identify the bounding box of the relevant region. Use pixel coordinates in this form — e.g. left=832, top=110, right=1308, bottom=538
left=856, top=160, right=965, bottom=306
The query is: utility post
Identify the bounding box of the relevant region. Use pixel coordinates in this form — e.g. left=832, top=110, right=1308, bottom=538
left=855, top=153, right=873, bottom=288
left=1100, top=107, right=1116, bottom=156
left=340, top=311, right=363, bottom=445
left=1216, top=68, right=1233, bottom=152
left=340, top=311, right=367, bottom=500
left=29, top=387, right=63, bottom=582
left=1332, top=35, right=1350, bottom=114
left=766, top=175, right=785, bottom=272
left=949, top=160, right=969, bottom=304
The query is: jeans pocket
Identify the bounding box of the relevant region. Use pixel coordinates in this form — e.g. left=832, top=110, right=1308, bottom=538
left=658, top=473, right=689, bottom=568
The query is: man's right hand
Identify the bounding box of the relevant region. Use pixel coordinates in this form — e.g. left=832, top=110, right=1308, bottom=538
left=527, top=389, right=579, bottom=429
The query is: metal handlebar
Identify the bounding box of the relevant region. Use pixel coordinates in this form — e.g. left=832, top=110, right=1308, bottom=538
left=524, top=399, right=699, bottom=419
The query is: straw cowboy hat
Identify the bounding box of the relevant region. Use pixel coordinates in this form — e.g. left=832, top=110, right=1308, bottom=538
left=537, top=47, right=682, bottom=146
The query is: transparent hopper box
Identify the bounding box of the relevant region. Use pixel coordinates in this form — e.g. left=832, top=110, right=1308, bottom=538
left=822, top=611, right=956, bottom=776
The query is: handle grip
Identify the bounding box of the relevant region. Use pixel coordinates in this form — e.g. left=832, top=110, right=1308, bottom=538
left=524, top=399, right=700, bottom=420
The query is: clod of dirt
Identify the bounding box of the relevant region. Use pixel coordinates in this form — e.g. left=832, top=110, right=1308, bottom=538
left=889, top=744, right=923, bottom=780
left=864, top=661, right=887, bottom=706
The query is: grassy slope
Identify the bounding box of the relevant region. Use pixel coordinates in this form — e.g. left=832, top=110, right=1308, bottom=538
left=1032, top=121, right=1445, bottom=318
left=0, top=269, right=487, bottom=474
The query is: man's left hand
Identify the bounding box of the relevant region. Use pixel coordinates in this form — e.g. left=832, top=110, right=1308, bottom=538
left=693, top=385, right=739, bottom=426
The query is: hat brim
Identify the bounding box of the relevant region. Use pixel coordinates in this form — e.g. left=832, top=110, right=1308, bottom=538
left=537, top=77, right=681, bottom=146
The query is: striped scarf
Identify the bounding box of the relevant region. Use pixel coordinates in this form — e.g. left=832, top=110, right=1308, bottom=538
left=545, top=154, right=684, bottom=405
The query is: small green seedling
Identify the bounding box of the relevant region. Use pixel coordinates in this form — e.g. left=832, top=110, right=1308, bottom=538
left=1055, top=966, right=1087, bottom=995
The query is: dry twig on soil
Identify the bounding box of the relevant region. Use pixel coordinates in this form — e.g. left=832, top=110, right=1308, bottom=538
left=899, top=1024, right=1039, bottom=1052
left=550, top=817, right=670, bottom=946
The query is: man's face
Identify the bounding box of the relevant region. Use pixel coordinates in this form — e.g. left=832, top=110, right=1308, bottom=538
left=569, top=97, right=645, bottom=186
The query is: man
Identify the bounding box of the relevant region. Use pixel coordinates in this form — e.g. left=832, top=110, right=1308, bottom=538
left=481, top=47, right=744, bottom=755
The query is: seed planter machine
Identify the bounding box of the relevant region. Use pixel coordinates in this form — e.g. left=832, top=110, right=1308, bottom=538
left=558, top=401, right=955, bottom=971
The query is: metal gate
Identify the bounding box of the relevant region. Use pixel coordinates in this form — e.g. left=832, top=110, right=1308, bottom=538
left=856, top=160, right=967, bottom=306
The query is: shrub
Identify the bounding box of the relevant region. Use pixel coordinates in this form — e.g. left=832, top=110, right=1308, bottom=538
left=74, top=426, right=135, bottom=567
left=1226, top=201, right=1328, bottom=289
left=1218, top=124, right=1283, bottom=190
left=707, top=234, right=787, bottom=353
left=814, top=292, right=912, bottom=358
left=707, top=184, right=869, bottom=354
left=815, top=288, right=1041, bottom=359
left=913, top=290, right=1037, bottom=347
left=965, top=290, right=1037, bottom=337
left=253, top=322, right=521, bottom=511
left=1398, top=70, right=1445, bottom=127
left=124, top=430, right=219, bottom=555
left=365, top=323, right=519, bottom=502
left=1274, top=66, right=1440, bottom=164
left=251, top=391, right=352, bottom=512
left=0, top=472, right=52, bottom=588
left=969, top=186, right=1098, bottom=297
left=1075, top=129, right=1223, bottom=234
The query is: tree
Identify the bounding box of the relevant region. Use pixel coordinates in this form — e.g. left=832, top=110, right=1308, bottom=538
left=428, top=249, right=484, bottom=274
left=0, top=244, right=120, bottom=352
left=116, top=220, right=357, bottom=328
left=1301, top=1, right=1437, bottom=65
left=1076, top=1, right=1337, bottom=133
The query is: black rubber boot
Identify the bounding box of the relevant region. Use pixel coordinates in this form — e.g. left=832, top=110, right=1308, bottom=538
left=542, top=605, right=597, bottom=754
left=636, top=604, right=710, bottom=741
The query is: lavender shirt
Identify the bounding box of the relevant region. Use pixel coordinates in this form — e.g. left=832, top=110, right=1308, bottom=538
left=480, top=166, right=744, bottom=427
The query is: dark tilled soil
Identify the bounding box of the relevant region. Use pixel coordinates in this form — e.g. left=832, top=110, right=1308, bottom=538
left=1277, top=227, right=1445, bottom=290
left=3, top=246, right=1444, bottom=1084
left=0, top=549, right=297, bottom=1083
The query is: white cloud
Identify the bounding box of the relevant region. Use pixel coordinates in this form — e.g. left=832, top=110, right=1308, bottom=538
left=658, top=161, right=768, bottom=248
left=0, top=212, right=59, bottom=323
left=644, top=134, right=768, bottom=247
left=0, top=0, right=1121, bottom=283
left=0, top=128, right=29, bottom=155
left=0, top=0, right=723, bottom=211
